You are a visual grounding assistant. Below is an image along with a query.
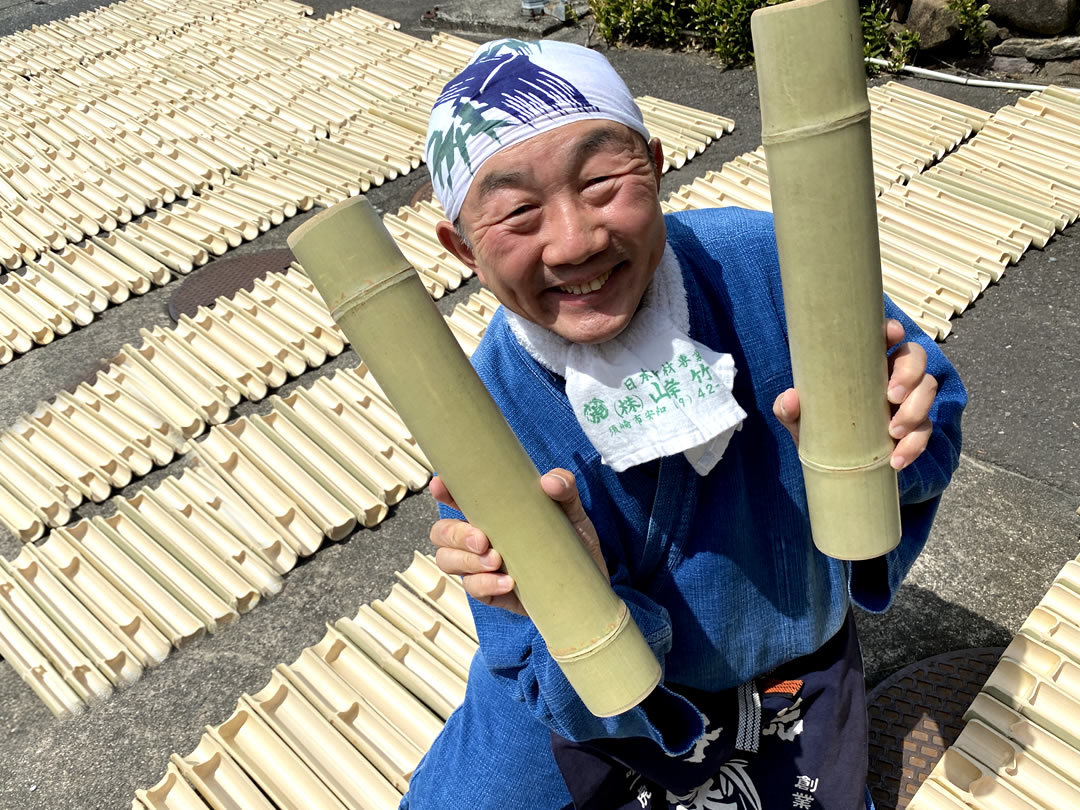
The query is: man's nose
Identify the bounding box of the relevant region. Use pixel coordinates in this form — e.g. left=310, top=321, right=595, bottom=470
left=541, top=199, right=608, bottom=267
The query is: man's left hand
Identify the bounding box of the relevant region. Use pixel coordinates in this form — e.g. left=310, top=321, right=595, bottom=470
left=772, top=319, right=938, bottom=471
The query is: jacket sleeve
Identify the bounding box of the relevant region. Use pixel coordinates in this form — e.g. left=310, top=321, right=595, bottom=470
left=437, top=498, right=706, bottom=753
left=850, top=295, right=967, bottom=612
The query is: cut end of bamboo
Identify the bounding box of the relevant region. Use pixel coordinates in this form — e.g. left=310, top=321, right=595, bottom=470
left=551, top=601, right=662, bottom=717
left=799, top=453, right=901, bottom=560
left=752, top=0, right=869, bottom=144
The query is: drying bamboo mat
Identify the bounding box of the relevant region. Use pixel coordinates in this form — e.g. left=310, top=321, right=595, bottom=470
left=168, top=249, right=296, bottom=321
left=867, top=648, right=1004, bottom=810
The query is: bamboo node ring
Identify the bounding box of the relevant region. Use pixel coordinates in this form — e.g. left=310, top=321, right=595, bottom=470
left=798, top=452, right=894, bottom=474
left=761, top=107, right=870, bottom=146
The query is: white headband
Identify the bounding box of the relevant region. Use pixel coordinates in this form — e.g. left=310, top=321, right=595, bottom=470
left=425, top=39, right=650, bottom=223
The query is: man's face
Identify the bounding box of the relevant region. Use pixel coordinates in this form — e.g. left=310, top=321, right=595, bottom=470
left=436, top=120, right=667, bottom=344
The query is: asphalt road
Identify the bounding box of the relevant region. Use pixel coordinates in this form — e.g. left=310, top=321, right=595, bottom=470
left=0, top=3, right=1077, bottom=809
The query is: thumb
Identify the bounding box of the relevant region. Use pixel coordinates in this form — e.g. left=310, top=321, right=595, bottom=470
left=541, top=469, right=587, bottom=523
left=541, top=469, right=608, bottom=577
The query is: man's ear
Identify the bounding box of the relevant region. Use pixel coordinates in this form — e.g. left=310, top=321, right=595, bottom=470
left=649, top=137, right=664, bottom=189
left=435, top=220, right=484, bottom=284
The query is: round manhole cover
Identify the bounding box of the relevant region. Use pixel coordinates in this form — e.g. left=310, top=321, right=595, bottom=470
left=866, top=648, right=1004, bottom=810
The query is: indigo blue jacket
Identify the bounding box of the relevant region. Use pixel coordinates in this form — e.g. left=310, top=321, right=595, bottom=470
left=402, top=207, right=966, bottom=808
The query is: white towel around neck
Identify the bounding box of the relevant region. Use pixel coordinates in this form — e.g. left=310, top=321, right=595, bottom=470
left=504, top=244, right=747, bottom=475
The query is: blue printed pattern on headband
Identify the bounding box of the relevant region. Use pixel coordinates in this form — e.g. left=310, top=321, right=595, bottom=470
left=426, top=39, right=648, bottom=222
left=427, top=41, right=599, bottom=191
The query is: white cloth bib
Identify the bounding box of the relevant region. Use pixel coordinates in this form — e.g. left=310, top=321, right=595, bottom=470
left=505, top=245, right=746, bottom=475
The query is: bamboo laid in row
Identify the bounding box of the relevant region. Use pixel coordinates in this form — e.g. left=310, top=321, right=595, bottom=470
left=0, top=328, right=474, bottom=712
left=906, top=553, right=1080, bottom=809
left=0, top=3, right=729, bottom=367
left=0, top=0, right=453, bottom=270
left=135, top=551, right=472, bottom=809
left=659, top=81, right=1080, bottom=341
left=290, top=196, right=660, bottom=717
left=0, top=260, right=350, bottom=528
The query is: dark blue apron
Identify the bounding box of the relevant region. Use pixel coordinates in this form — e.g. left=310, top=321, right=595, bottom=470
left=552, top=612, right=870, bottom=810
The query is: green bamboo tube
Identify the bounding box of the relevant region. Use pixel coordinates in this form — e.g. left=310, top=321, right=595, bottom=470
left=288, top=197, right=660, bottom=717
left=751, top=0, right=901, bottom=560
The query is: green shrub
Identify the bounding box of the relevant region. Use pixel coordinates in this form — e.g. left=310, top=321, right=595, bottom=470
left=687, top=0, right=768, bottom=66
left=946, top=0, right=989, bottom=53
left=587, top=0, right=939, bottom=68
left=589, top=0, right=691, bottom=50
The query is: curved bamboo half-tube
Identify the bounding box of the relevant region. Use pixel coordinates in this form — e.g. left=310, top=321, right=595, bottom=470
left=0, top=593, right=82, bottom=717
left=6, top=551, right=143, bottom=688
left=246, top=672, right=402, bottom=809
left=153, top=480, right=284, bottom=599
left=98, top=512, right=238, bottom=634
left=34, top=534, right=171, bottom=667
left=209, top=701, right=350, bottom=810
left=173, top=734, right=277, bottom=810
left=281, top=654, right=418, bottom=791
left=0, top=562, right=112, bottom=703
left=135, top=763, right=209, bottom=810
left=289, top=196, right=661, bottom=717
left=751, top=0, right=900, bottom=560
left=172, top=467, right=298, bottom=576
left=119, top=493, right=261, bottom=614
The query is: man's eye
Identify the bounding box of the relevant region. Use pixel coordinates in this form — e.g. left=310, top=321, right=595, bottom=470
left=585, top=176, right=611, bottom=187
left=506, top=205, right=533, bottom=218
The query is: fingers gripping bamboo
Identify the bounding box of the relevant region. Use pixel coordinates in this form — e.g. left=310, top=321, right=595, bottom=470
left=289, top=196, right=660, bottom=717
left=751, top=0, right=901, bottom=560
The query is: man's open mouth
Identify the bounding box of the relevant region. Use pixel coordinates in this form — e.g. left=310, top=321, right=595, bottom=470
left=556, top=262, right=623, bottom=296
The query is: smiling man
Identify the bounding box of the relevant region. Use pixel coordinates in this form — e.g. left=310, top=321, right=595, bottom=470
left=401, top=40, right=966, bottom=809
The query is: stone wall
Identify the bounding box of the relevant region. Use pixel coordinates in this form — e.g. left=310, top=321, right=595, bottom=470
left=897, top=0, right=1080, bottom=84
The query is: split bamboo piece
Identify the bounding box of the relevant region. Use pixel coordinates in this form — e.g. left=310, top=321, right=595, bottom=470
left=291, top=196, right=660, bottom=716
left=186, top=436, right=323, bottom=557
left=246, top=671, right=402, bottom=809
left=334, top=613, right=457, bottom=722
left=274, top=390, right=406, bottom=506
left=119, top=493, right=260, bottom=614
left=310, top=624, right=445, bottom=752
left=173, top=735, right=277, bottom=810
left=0, top=474, right=44, bottom=541
left=172, top=466, right=298, bottom=576
left=953, top=718, right=1080, bottom=807
left=0, top=440, right=70, bottom=526
left=98, top=511, right=238, bottom=634
left=209, top=700, right=351, bottom=810
left=0, top=431, right=81, bottom=510
left=152, top=479, right=283, bottom=599
left=5, top=550, right=142, bottom=687
left=0, top=592, right=82, bottom=717
left=305, top=379, right=430, bottom=491
left=219, top=418, right=357, bottom=541
left=135, top=763, right=210, bottom=810
left=12, top=419, right=113, bottom=502
left=373, top=583, right=477, bottom=679
left=983, top=658, right=1080, bottom=751
left=0, top=563, right=112, bottom=703
left=281, top=653, right=418, bottom=790
left=34, top=533, right=171, bottom=667
left=921, top=749, right=1035, bottom=809
left=59, top=521, right=205, bottom=650
left=964, top=692, right=1080, bottom=790
left=751, top=0, right=900, bottom=559
left=396, top=551, right=476, bottom=640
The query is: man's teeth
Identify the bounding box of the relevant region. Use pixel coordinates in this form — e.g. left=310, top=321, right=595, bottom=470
left=558, top=267, right=613, bottom=295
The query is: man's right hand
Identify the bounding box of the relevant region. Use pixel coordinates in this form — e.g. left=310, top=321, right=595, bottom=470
left=429, top=468, right=609, bottom=617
